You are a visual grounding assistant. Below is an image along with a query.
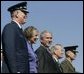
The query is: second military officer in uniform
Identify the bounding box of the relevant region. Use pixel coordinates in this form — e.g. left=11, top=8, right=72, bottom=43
left=60, top=45, right=79, bottom=73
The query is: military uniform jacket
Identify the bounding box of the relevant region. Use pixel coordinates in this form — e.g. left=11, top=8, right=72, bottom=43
left=35, top=45, right=62, bottom=73
left=2, top=21, right=29, bottom=73
left=60, top=59, right=76, bottom=73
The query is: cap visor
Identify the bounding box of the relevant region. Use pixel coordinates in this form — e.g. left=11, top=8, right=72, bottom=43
left=22, top=10, right=29, bottom=13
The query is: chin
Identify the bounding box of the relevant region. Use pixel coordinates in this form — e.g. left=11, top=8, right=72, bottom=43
left=59, top=57, right=63, bottom=59
left=47, top=44, right=51, bottom=47
left=32, top=41, right=36, bottom=44
left=33, top=42, right=36, bottom=44
left=72, top=58, right=75, bottom=60
left=22, top=22, right=26, bottom=25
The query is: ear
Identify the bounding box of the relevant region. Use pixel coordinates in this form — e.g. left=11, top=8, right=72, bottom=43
left=14, top=10, right=19, bottom=18
left=15, top=15, right=18, bottom=18
left=16, top=11, right=19, bottom=18
left=54, top=49, right=57, bottom=55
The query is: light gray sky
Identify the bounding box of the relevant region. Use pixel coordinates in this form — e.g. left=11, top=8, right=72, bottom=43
left=1, top=1, right=83, bottom=73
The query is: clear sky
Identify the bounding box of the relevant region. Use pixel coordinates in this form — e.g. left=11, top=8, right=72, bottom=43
left=1, top=1, right=83, bottom=73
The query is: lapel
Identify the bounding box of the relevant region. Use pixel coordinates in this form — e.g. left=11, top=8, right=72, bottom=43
left=39, top=45, right=53, bottom=61
left=11, top=21, right=23, bottom=32
left=52, top=59, right=63, bottom=73
left=65, top=59, right=75, bottom=71
left=11, top=21, right=25, bottom=40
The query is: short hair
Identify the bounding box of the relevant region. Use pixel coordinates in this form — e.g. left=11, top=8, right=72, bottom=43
left=40, top=30, right=52, bottom=40
left=11, top=10, right=27, bottom=18
left=10, top=10, right=18, bottom=18
left=24, top=26, right=38, bottom=40
left=50, top=44, right=62, bottom=54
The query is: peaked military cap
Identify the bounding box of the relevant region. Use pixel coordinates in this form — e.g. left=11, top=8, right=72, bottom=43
left=7, top=2, right=29, bottom=13
left=64, top=45, right=78, bottom=53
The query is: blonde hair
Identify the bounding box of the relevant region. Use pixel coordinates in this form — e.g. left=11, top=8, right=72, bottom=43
left=24, top=26, right=38, bottom=40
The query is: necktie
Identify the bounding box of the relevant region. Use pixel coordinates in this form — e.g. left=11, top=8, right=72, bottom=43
left=57, top=62, right=63, bottom=72
left=55, top=60, right=63, bottom=72
left=20, top=28, right=24, bottom=34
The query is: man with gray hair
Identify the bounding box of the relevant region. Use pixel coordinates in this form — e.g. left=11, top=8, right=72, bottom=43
left=50, top=44, right=63, bottom=73
left=40, top=30, right=52, bottom=48
left=50, top=44, right=63, bottom=60
left=35, top=30, right=53, bottom=73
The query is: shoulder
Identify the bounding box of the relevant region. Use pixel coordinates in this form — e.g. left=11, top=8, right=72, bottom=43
left=3, top=21, right=17, bottom=31
left=2, top=21, right=18, bottom=36
left=35, top=46, right=45, bottom=52
left=61, top=59, right=68, bottom=66
left=35, top=46, right=46, bottom=56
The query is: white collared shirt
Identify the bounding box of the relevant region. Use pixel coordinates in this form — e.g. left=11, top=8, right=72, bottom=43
left=12, top=20, right=22, bottom=29
left=53, top=55, right=59, bottom=62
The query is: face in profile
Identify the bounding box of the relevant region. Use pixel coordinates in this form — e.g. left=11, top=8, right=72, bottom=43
left=54, top=46, right=64, bottom=59
left=30, top=30, right=39, bottom=44
left=66, top=51, right=77, bottom=60
left=41, top=32, right=52, bottom=47
left=17, top=10, right=28, bottom=25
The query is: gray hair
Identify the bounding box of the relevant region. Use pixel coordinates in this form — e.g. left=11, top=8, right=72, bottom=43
left=40, top=30, right=52, bottom=40
left=50, top=44, right=62, bottom=54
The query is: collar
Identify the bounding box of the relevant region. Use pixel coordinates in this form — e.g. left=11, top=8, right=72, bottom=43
left=12, top=20, right=22, bottom=29
left=53, top=55, right=59, bottom=62
left=41, top=44, right=48, bottom=49
left=27, top=40, right=33, bottom=48
left=27, top=40, right=31, bottom=44
left=66, top=58, right=72, bottom=64
left=41, top=44, right=51, bottom=54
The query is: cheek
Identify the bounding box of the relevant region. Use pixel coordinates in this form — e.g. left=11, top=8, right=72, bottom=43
left=21, top=17, right=25, bottom=21
left=19, top=14, right=25, bottom=21
left=19, top=16, right=24, bottom=21
left=46, top=39, right=50, bottom=43
left=32, top=37, right=37, bottom=42
left=42, top=39, right=47, bottom=43
left=31, top=37, right=34, bottom=41
left=60, top=51, right=62, bottom=55
left=71, top=53, right=75, bottom=58
left=59, top=52, right=62, bottom=56
left=29, top=37, right=33, bottom=42
left=72, top=54, right=75, bottom=57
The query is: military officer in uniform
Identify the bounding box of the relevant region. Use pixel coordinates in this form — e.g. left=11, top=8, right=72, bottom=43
left=60, top=45, right=79, bottom=73
left=2, top=2, right=29, bottom=73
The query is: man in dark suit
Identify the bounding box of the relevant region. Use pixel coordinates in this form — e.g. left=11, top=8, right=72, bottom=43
left=60, top=45, right=79, bottom=73
left=2, top=2, right=29, bottom=73
left=35, top=30, right=63, bottom=73
left=50, top=44, right=64, bottom=73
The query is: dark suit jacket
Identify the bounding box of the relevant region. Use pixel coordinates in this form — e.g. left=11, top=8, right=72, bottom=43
left=2, top=21, right=29, bottom=73
left=35, top=45, right=62, bottom=73
left=60, top=59, right=76, bottom=73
